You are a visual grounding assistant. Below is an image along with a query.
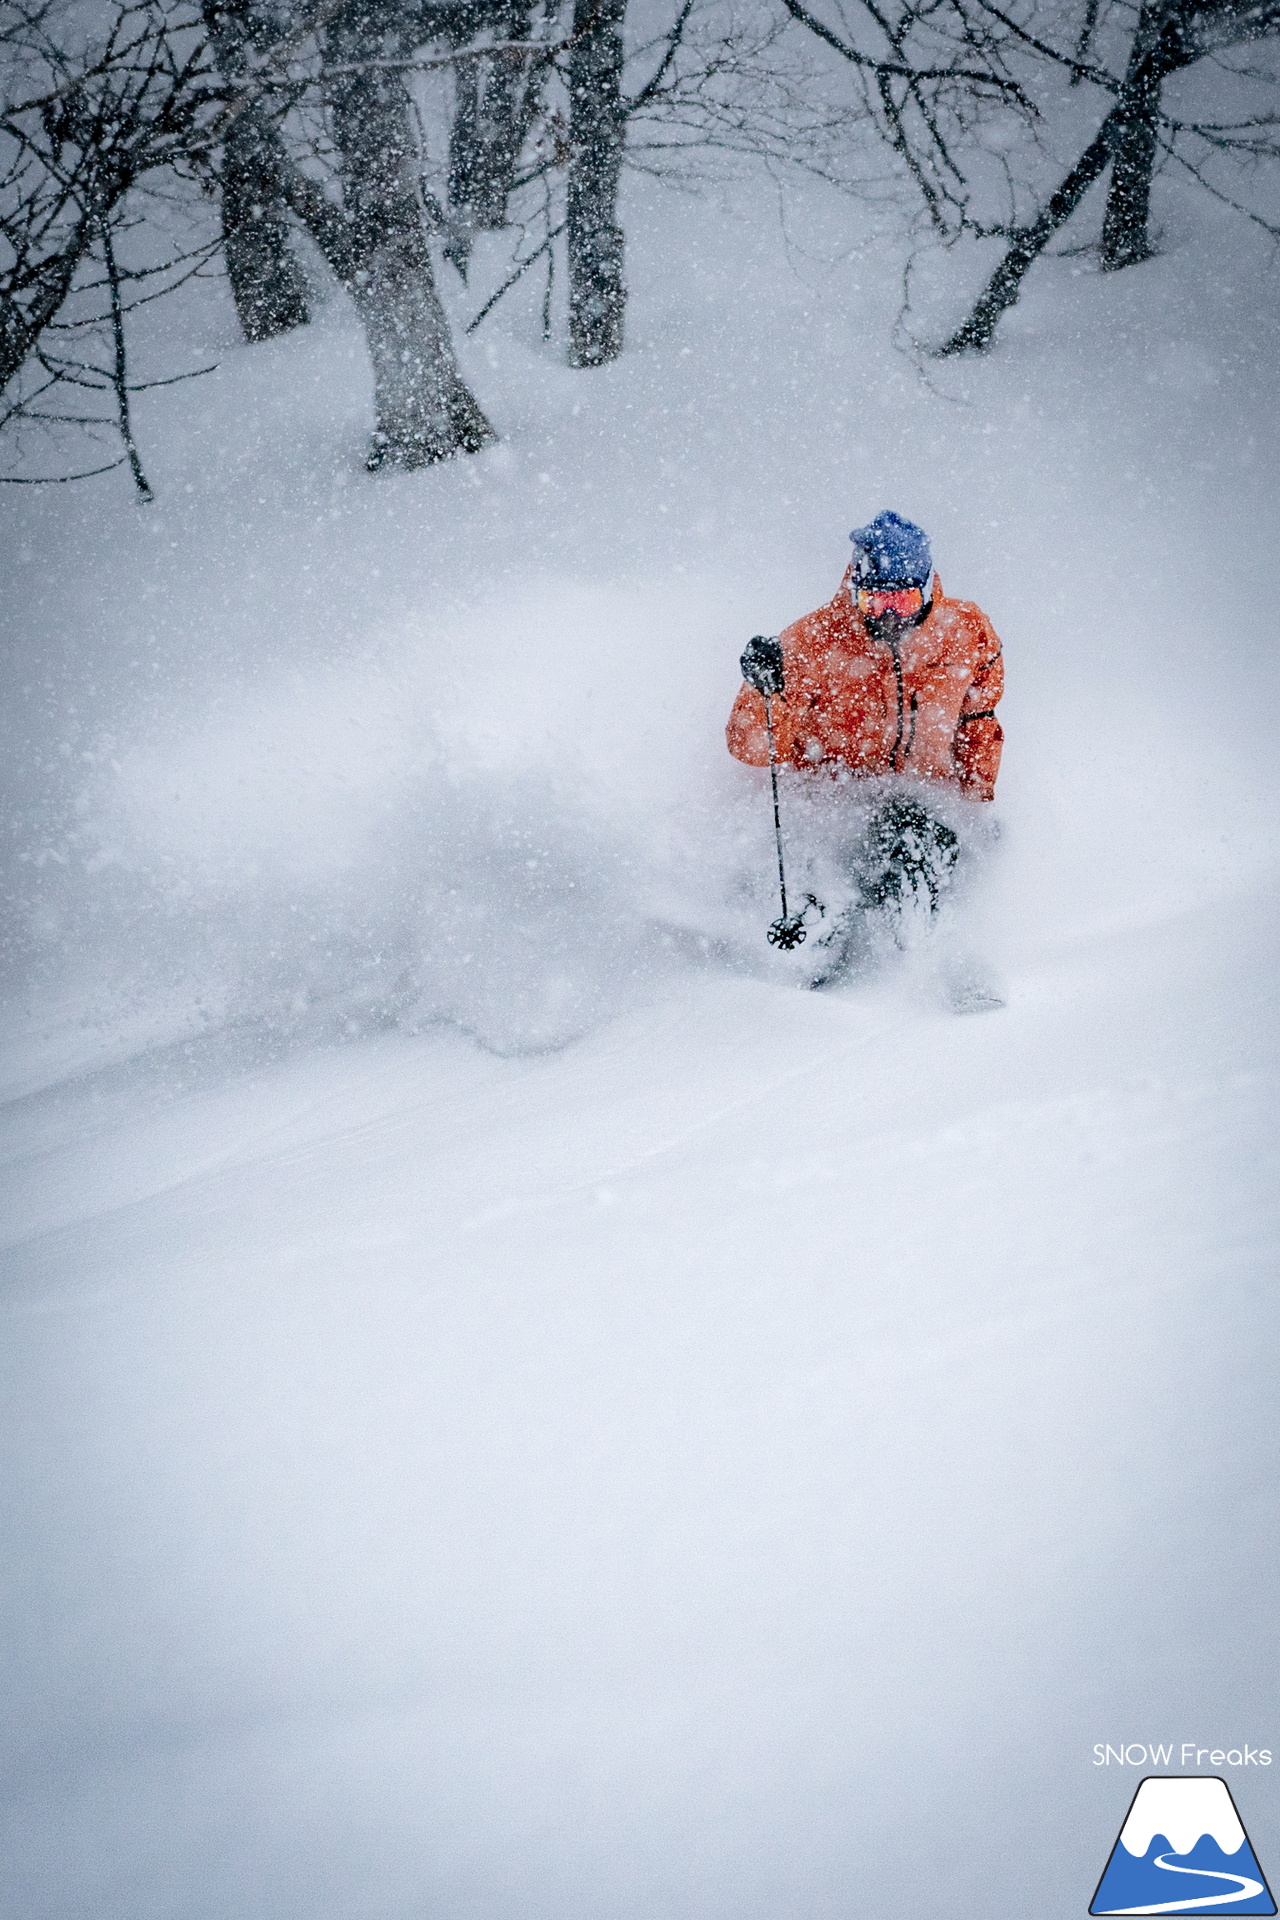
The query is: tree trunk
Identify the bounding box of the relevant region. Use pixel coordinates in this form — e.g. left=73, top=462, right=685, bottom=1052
left=567, top=0, right=626, bottom=368
left=448, top=5, right=539, bottom=239
left=325, top=0, right=493, bottom=467
left=938, top=0, right=1199, bottom=352
left=222, top=105, right=310, bottom=341
left=1099, top=107, right=1160, bottom=268
left=1099, top=0, right=1187, bottom=269
left=448, top=53, right=485, bottom=226
left=936, top=114, right=1118, bottom=355
left=203, top=0, right=309, bottom=342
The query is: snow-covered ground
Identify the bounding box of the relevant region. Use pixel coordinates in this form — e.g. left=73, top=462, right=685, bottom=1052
left=2, top=149, right=1279, bottom=1920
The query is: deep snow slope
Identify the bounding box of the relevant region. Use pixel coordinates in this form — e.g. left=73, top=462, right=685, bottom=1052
left=2, top=151, right=1279, bottom=1920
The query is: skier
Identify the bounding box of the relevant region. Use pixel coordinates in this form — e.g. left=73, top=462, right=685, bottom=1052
left=727, top=511, right=1003, bottom=938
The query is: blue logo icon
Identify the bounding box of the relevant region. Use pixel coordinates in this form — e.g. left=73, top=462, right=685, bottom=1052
left=1091, top=1777, right=1276, bottom=1915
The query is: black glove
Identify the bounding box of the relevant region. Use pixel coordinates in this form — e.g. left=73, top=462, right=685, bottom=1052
left=741, top=635, right=784, bottom=697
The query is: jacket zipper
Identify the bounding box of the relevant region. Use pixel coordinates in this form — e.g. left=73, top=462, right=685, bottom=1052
left=889, top=641, right=905, bottom=770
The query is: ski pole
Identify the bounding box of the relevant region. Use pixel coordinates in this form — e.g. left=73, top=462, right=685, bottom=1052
left=763, top=692, right=795, bottom=932
left=741, top=636, right=809, bottom=949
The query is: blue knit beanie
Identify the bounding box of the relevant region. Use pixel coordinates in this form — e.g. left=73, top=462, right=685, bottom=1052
left=849, top=511, right=932, bottom=587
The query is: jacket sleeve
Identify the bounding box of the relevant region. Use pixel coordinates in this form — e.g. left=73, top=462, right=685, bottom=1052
left=953, top=622, right=1004, bottom=801
left=726, top=682, right=800, bottom=767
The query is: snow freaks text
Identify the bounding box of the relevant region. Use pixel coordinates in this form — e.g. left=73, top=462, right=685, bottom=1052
left=1094, top=1747, right=1274, bottom=1767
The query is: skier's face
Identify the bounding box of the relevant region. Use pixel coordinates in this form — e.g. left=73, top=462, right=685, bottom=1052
left=855, top=582, right=925, bottom=641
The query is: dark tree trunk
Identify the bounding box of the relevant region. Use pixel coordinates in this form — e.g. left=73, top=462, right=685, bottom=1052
left=448, top=24, right=537, bottom=235
left=203, top=0, right=309, bottom=342
left=1099, top=0, right=1190, bottom=269
left=222, top=105, right=310, bottom=340
left=567, top=0, right=626, bottom=368
left=1100, top=107, right=1160, bottom=268
left=450, top=46, right=541, bottom=227
left=938, top=0, right=1197, bottom=352
left=936, top=114, right=1118, bottom=355
left=449, top=53, right=485, bottom=222
left=325, top=0, right=493, bottom=467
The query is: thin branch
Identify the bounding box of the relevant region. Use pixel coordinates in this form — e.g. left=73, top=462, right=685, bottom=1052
left=100, top=213, right=152, bottom=499
left=625, top=0, right=696, bottom=112
left=0, top=455, right=126, bottom=481
left=779, top=0, right=1032, bottom=98
left=466, top=219, right=567, bottom=332
left=127, top=360, right=218, bottom=388
left=1162, top=128, right=1280, bottom=234
left=317, top=36, right=573, bottom=81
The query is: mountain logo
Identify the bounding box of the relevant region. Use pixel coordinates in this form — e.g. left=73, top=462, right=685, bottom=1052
left=1091, top=1777, right=1276, bottom=1915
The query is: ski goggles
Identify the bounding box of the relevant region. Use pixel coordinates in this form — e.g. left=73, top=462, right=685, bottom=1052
left=854, top=583, right=925, bottom=618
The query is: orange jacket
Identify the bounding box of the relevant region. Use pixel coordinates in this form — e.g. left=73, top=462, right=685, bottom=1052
left=727, top=569, right=1004, bottom=800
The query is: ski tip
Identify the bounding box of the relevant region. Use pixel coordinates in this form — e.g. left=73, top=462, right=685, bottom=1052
left=945, top=979, right=1007, bottom=1014
left=952, top=991, right=1006, bottom=1015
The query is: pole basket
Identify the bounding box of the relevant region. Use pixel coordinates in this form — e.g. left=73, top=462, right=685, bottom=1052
left=767, top=914, right=808, bottom=950
left=766, top=893, right=824, bottom=950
